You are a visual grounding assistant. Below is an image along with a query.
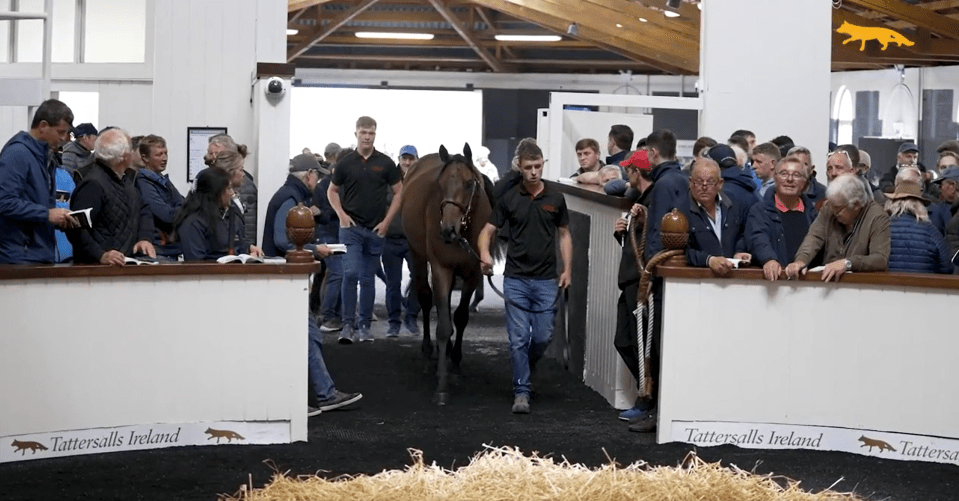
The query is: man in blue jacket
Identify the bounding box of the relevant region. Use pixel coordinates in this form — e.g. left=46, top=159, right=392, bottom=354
left=136, top=135, right=184, bottom=260
left=0, top=99, right=79, bottom=264
left=746, top=157, right=818, bottom=281
left=680, top=158, right=751, bottom=274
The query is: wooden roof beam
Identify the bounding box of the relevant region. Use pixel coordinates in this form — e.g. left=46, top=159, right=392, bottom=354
left=288, top=0, right=335, bottom=12
left=843, top=0, right=959, bottom=40
left=485, top=0, right=698, bottom=70
left=287, top=0, right=381, bottom=62
left=472, top=0, right=692, bottom=73
left=427, top=0, right=507, bottom=72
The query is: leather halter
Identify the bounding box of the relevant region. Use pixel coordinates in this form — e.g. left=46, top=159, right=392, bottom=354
left=438, top=159, right=479, bottom=233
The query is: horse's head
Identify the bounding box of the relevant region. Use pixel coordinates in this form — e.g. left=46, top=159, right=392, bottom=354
left=437, top=143, right=479, bottom=245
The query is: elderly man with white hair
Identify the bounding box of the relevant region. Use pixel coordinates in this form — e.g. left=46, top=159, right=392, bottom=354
left=68, top=128, right=156, bottom=265
left=785, top=174, right=890, bottom=282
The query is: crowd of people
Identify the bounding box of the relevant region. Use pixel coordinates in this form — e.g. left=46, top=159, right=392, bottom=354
left=3, top=99, right=958, bottom=429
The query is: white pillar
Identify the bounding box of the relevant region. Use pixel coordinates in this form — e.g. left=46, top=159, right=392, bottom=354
left=700, top=0, right=832, bottom=184
left=253, top=72, right=293, bottom=247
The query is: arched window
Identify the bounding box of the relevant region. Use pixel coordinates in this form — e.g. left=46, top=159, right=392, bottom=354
left=833, top=87, right=854, bottom=145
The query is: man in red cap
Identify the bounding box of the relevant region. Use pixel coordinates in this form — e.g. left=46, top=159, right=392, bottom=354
left=611, top=149, right=655, bottom=422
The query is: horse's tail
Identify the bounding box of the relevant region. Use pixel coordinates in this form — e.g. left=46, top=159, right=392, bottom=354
left=481, top=173, right=506, bottom=263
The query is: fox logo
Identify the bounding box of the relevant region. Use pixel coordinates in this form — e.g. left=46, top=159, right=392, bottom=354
left=11, top=439, right=48, bottom=455
left=837, top=21, right=914, bottom=51
left=204, top=427, right=245, bottom=443
left=859, top=435, right=896, bottom=453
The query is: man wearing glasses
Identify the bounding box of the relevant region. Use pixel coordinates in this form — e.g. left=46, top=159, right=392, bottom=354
left=745, top=157, right=818, bottom=281
left=680, top=157, right=751, bottom=275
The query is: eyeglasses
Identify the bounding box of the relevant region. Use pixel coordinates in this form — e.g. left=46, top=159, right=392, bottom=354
left=827, top=150, right=852, bottom=166
left=775, top=171, right=806, bottom=180
left=690, top=179, right=720, bottom=189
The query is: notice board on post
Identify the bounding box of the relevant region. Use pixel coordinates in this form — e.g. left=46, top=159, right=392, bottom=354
left=187, top=127, right=228, bottom=183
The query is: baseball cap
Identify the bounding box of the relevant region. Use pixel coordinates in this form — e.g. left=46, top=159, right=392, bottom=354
left=933, top=167, right=959, bottom=184
left=290, top=153, right=329, bottom=175
left=704, top=144, right=738, bottom=168
left=399, top=145, right=418, bottom=158
left=898, top=142, right=919, bottom=154
left=73, top=123, right=98, bottom=138
left=619, top=150, right=651, bottom=172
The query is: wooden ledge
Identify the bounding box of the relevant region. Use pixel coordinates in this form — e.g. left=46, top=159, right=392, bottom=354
left=0, top=262, right=322, bottom=281
left=545, top=179, right=634, bottom=210
left=655, top=265, right=959, bottom=292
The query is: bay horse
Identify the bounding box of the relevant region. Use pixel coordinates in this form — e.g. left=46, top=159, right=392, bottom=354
left=401, top=143, right=496, bottom=405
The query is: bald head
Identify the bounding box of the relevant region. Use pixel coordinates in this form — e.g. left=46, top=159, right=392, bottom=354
left=691, top=157, right=721, bottom=179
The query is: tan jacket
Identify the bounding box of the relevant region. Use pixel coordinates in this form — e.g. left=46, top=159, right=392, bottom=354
left=794, top=201, right=890, bottom=271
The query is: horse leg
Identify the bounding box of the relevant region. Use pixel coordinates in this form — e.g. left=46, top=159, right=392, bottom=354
left=431, top=266, right=454, bottom=405
left=451, top=270, right=478, bottom=377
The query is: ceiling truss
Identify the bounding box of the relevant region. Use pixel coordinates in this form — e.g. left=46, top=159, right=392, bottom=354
left=287, top=0, right=959, bottom=74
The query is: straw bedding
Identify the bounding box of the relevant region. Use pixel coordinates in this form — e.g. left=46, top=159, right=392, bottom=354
left=221, top=445, right=863, bottom=501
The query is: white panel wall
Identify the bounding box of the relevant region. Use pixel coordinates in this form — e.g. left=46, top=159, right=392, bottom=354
left=657, top=278, right=959, bottom=444
left=565, top=194, right=637, bottom=409
left=0, top=274, right=308, bottom=442
left=151, top=0, right=286, bottom=196
left=0, top=106, right=29, bottom=146
left=700, top=0, right=831, bottom=185
left=97, top=81, right=153, bottom=135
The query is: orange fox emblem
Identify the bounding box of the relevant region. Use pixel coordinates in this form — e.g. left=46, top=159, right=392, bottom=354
left=11, top=439, right=48, bottom=455
left=859, top=435, right=896, bottom=453
left=837, top=21, right=914, bottom=51
left=204, top=427, right=245, bottom=443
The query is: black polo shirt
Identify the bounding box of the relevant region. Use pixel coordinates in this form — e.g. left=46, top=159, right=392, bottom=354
left=331, top=149, right=401, bottom=229
left=491, top=182, right=569, bottom=279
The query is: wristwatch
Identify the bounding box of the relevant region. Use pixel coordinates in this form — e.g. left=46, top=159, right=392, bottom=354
left=843, top=259, right=852, bottom=272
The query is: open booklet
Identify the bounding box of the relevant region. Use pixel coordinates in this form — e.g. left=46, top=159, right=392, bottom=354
left=216, top=254, right=286, bottom=264
left=327, top=244, right=347, bottom=254
left=69, top=208, right=93, bottom=229
left=124, top=256, right=158, bottom=265
left=726, top=258, right=746, bottom=268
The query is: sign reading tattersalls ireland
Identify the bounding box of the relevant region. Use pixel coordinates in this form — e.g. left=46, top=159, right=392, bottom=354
left=672, top=421, right=959, bottom=466
left=2, top=421, right=289, bottom=463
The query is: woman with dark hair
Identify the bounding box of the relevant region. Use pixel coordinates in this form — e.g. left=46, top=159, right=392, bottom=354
left=174, top=168, right=262, bottom=261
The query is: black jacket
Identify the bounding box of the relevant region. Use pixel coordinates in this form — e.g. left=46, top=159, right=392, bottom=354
left=68, top=161, right=154, bottom=263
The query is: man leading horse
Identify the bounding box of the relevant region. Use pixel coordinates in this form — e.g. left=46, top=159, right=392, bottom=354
left=478, top=138, right=572, bottom=414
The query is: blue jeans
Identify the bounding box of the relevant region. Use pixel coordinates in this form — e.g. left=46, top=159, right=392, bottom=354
left=308, top=314, right=336, bottom=400
left=339, top=225, right=384, bottom=329
left=382, top=237, right=420, bottom=328
left=318, top=236, right=343, bottom=323
left=503, top=276, right=559, bottom=398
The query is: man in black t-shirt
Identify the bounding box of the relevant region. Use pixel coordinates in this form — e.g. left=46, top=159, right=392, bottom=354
left=328, top=116, right=403, bottom=344
left=478, top=139, right=572, bottom=415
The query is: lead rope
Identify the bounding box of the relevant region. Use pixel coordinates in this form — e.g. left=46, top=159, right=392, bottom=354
left=630, top=206, right=684, bottom=398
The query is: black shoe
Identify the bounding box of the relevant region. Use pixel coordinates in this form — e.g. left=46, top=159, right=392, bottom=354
left=317, top=390, right=363, bottom=411
left=628, top=413, right=657, bottom=433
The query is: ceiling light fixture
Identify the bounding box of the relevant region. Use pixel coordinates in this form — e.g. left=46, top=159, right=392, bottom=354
left=616, top=23, right=623, bottom=28
left=566, top=22, right=578, bottom=36
left=665, top=0, right=682, bottom=17
left=355, top=32, right=435, bottom=40
left=638, top=17, right=648, bottom=22
left=494, top=34, right=562, bottom=42
left=286, top=29, right=298, bottom=36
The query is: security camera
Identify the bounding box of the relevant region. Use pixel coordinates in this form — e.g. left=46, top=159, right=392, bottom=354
left=265, top=77, right=285, bottom=98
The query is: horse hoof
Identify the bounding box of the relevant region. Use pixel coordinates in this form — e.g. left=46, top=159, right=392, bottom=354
left=433, top=392, right=450, bottom=406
